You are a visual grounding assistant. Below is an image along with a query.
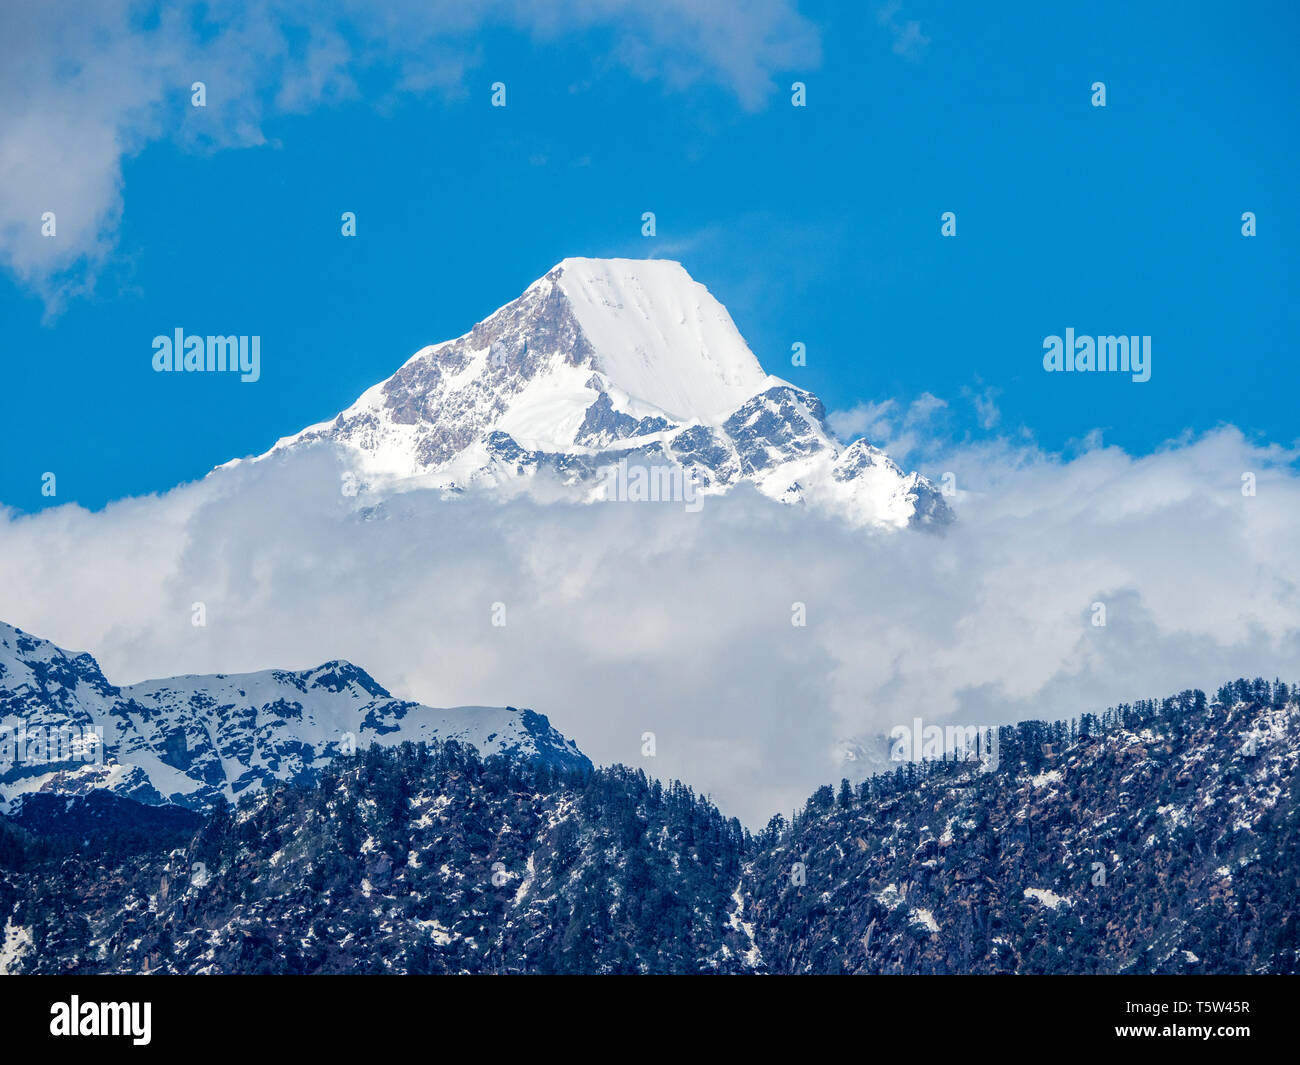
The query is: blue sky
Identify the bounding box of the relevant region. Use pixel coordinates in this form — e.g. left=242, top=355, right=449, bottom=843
left=2, top=0, right=1297, bottom=513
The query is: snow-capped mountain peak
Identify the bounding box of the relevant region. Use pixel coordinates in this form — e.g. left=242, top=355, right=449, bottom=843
left=0, top=621, right=590, bottom=812
left=245, top=258, right=951, bottom=529
left=548, top=257, right=775, bottom=422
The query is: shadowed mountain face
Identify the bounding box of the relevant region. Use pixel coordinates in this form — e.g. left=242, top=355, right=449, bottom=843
left=2, top=679, right=1295, bottom=974
left=244, top=258, right=952, bottom=530
left=0, top=621, right=589, bottom=813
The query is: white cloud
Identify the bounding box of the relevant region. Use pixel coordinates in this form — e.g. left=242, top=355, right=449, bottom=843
left=876, top=2, right=930, bottom=62
left=828, top=391, right=947, bottom=460
left=967, top=384, right=1001, bottom=430
left=0, top=425, right=1296, bottom=825
left=828, top=398, right=896, bottom=442
left=0, top=0, right=820, bottom=309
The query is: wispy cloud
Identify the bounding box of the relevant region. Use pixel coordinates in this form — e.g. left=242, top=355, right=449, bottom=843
left=828, top=392, right=948, bottom=460
left=0, top=0, right=820, bottom=311
left=965, top=383, right=1002, bottom=430
left=876, top=1, right=930, bottom=62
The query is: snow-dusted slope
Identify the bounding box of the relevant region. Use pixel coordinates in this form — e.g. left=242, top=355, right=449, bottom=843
left=0, top=621, right=589, bottom=812
left=242, top=258, right=951, bottom=530
left=556, top=258, right=770, bottom=421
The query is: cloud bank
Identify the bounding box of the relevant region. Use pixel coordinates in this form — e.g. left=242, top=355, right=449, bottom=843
left=1, top=426, right=1296, bottom=825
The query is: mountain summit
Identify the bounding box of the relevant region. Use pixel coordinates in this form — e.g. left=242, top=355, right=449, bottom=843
left=254, top=258, right=951, bottom=529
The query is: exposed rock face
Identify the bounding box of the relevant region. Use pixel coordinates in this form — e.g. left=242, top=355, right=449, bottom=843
left=242, top=259, right=952, bottom=530
left=0, top=621, right=590, bottom=813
